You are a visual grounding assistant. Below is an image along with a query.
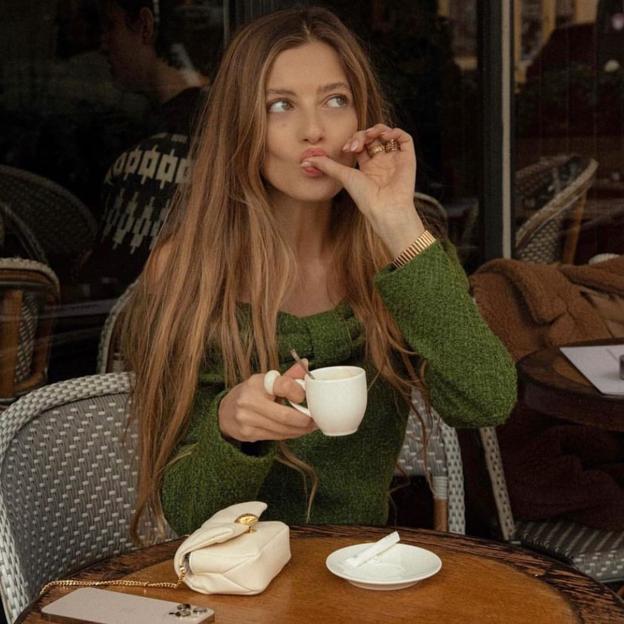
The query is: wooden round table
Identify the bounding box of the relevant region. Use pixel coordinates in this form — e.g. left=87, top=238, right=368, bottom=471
left=517, top=338, right=624, bottom=431
left=18, top=526, right=624, bottom=624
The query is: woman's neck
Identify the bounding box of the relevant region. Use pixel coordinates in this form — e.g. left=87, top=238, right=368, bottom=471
left=269, top=193, right=345, bottom=316
left=271, top=194, right=334, bottom=262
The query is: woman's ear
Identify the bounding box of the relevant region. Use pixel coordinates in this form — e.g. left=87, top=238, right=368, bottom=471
left=137, top=6, right=157, bottom=45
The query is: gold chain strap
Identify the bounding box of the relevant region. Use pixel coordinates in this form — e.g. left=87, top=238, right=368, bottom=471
left=39, top=566, right=187, bottom=598
left=39, top=514, right=259, bottom=599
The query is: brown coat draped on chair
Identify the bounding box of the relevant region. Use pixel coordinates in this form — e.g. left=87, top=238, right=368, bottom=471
left=469, top=255, right=624, bottom=530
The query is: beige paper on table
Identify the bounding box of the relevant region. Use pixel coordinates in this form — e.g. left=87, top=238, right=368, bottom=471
left=560, top=344, right=624, bottom=396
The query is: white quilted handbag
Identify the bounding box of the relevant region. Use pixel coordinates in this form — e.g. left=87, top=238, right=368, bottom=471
left=173, top=501, right=291, bottom=595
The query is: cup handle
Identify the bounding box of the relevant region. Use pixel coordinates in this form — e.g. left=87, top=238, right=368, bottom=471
left=288, top=379, right=311, bottom=417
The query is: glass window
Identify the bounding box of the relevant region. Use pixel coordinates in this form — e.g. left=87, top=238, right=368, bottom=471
left=0, top=1, right=226, bottom=381
left=251, top=0, right=483, bottom=268
left=515, top=0, right=624, bottom=264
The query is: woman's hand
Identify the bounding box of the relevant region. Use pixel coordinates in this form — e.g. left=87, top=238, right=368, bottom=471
left=301, top=124, right=425, bottom=256
left=218, top=361, right=317, bottom=442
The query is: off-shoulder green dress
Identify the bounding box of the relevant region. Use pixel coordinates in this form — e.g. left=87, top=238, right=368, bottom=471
left=161, top=242, right=517, bottom=534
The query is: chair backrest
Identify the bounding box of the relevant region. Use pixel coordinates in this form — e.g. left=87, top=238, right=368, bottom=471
left=0, top=165, right=96, bottom=274
left=97, top=282, right=136, bottom=374
left=413, top=192, right=448, bottom=240
left=515, top=155, right=598, bottom=264
left=0, top=373, right=172, bottom=622
left=478, top=425, right=624, bottom=584
left=0, top=202, right=48, bottom=265
left=0, top=258, right=60, bottom=406
left=397, top=389, right=465, bottom=534
left=477, top=427, right=516, bottom=541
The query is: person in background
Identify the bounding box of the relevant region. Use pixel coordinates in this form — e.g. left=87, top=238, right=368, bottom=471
left=122, top=6, right=517, bottom=540
left=100, top=0, right=210, bottom=136
left=51, top=0, right=214, bottom=381
left=75, top=0, right=211, bottom=295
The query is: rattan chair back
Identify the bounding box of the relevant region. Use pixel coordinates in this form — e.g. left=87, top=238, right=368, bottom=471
left=413, top=192, right=449, bottom=240
left=479, top=426, right=624, bottom=584
left=397, top=388, right=465, bottom=534
left=0, top=258, right=60, bottom=407
left=515, top=155, right=598, bottom=264
left=96, top=282, right=136, bottom=374
left=0, top=373, right=173, bottom=622
left=0, top=166, right=96, bottom=274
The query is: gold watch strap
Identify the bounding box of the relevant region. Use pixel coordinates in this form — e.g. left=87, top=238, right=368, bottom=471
left=392, top=230, right=437, bottom=268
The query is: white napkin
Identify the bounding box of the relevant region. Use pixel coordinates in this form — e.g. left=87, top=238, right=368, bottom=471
left=345, top=531, right=400, bottom=568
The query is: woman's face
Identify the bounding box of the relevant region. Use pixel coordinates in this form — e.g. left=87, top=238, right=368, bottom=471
left=262, top=41, right=359, bottom=205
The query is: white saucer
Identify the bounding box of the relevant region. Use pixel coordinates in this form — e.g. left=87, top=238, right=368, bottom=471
left=326, top=542, right=442, bottom=591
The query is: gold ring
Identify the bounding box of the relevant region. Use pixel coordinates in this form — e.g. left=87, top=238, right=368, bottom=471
left=367, top=143, right=385, bottom=157
left=384, top=139, right=400, bottom=152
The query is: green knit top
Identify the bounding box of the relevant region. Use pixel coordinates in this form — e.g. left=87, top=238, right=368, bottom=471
left=161, top=242, right=517, bottom=535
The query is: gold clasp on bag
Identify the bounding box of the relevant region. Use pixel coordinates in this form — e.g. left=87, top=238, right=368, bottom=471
left=235, top=513, right=259, bottom=532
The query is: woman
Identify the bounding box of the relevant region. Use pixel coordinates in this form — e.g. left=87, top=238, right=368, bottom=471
left=123, top=6, right=516, bottom=539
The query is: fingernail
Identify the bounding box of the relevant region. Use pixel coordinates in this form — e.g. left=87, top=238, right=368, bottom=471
left=342, top=142, right=350, bottom=151
left=301, top=160, right=312, bottom=167
left=350, top=140, right=358, bottom=151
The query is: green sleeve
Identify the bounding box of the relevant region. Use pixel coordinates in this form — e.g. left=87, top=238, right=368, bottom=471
left=161, top=378, right=277, bottom=535
left=374, top=241, right=517, bottom=428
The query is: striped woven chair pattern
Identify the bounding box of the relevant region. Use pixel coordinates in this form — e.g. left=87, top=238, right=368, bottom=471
left=515, top=155, right=598, bottom=264
left=96, top=281, right=137, bottom=374
left=0, top=373, right=175, bottom=623
left=0, top=165, right=96, bottom=275
left=397, top=388, right=465, bottom=535
left=0, top=258, right=60, bottom=407
left=479, top=427, right=624, bottom=584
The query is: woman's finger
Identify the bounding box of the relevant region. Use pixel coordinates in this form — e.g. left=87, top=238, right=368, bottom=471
left=300, top=155, right=368, bottom=197
left=342, top=124, right=393, bottom=153
left=238, top=424, right=310, bottom=442
left=378, top=127, right=414, bottom=150
left=283, top=359, right=308, bottom=379
left=238, top=410, right=317, bottom=440
left=252, top=396, right=316, bottom=429
left=272, top=374, right=305, bottom=402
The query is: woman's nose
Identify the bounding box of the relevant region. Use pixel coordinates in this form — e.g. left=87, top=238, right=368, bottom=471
left=300, top=109, right=324, bottom=143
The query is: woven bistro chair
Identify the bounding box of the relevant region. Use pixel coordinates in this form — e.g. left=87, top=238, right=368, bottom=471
left=515, top=155, right=598, bottom=264
left=0, top=258, right=60, bottom=407
left=414, top=192, right=448, bottom=240
left=96, top=281, right=137, bottom=374
left=397, top=389, right=465, bottom=534
left=0, top=165, right=96, bottom=276
left=0, top=373, right=174, bottom=623
left=479, top=426, right=624, bottom=584
left=0, top=202, right=48, bottom=265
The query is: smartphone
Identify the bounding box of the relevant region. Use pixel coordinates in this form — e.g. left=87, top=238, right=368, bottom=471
left=41, top=588, right=215, bottom=624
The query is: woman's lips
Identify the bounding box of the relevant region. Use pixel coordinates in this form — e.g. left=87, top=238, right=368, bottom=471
left=302, top=166, right=323, bottom=177
left=300, top=148, right=327, bottom=177
left=300, top=147, right=327, bottom=161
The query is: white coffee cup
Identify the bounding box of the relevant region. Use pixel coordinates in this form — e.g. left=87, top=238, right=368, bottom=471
left=288, top=365, right=367, bottom=436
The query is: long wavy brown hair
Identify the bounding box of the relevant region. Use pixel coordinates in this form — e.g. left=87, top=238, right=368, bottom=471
left=123, top=6, right=437, bottom=541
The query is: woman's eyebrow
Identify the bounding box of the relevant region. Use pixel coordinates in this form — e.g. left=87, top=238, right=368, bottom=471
left=265, top=82, right=352, bottom=97
left=319, top=81, right=351, bottom=94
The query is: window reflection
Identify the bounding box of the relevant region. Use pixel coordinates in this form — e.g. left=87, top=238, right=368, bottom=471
left=515, top=0, right=624, bottom=264
left=299, top=0, right=481, bottom=267
left=0, top=1, right=225, bottom=381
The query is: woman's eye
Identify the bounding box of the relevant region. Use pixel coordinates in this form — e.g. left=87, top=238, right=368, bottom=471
left=327, top=95, right=348, bottom=108
left=267, top=99, right=292, bottom=113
